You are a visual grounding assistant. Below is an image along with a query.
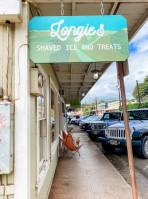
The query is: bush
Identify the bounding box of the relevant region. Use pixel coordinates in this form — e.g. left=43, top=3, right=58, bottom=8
left=119, top=102, right=148, bottom=111
left=70, top=99, right=81, bottom=108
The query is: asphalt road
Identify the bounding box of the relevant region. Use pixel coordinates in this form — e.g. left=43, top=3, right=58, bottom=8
left=94, top=142, right=148, bottom=199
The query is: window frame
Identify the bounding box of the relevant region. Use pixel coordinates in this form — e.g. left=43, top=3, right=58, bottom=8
left=50, top=79, right=59, bottom=160
left=50, top=87, right=56, bottom=143
left=36, top=65, right=50, bottom=193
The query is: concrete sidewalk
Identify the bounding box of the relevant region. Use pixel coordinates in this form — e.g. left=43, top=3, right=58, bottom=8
left=48, top=127, right=133, bottom=199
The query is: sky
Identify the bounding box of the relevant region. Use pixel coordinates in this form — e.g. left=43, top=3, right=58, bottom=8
left=81, top=21, right=148, bottom=104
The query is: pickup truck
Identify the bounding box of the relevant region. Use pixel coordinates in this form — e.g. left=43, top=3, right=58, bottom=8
left=87, top=111, right=122, bottom=141
left=98, top=108, right=148, bottom=159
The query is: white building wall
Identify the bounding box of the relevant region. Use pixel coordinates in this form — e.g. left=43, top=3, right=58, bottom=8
left=0, top=2, right=65, bottom=199
left=108, top=101, right=120, bottom=111
left=0, top=4, right=15, bottom=199
left=14, top=3, right=30, bottom=199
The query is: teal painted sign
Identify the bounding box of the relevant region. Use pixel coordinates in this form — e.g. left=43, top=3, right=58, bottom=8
left=29, top=15, right=129, bottom=63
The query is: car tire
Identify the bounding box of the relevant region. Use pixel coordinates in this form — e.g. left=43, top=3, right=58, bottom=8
left=101, top=143, right=115, bottom=153
left=137, top=136, right=148, bottom=159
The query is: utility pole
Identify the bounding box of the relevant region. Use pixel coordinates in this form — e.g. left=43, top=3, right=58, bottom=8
left=136, top=80, right=141, bottom=104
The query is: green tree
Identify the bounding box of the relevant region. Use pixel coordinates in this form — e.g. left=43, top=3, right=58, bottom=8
left=119, top=102, right=148, bottom=110
left=83, top=106, right=90, bottom=115
left=70, top=99, right=81, bottom=108
left=132, top=76, right=148, bottom=101
left=98, top=100, right=105, bottom=104
left=90, top=102, right=95, bottom=110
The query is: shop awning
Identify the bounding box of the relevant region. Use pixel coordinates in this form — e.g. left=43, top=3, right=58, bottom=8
left=33, top=0, right=148, bottom=103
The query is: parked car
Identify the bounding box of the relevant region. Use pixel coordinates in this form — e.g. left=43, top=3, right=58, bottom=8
left=51, top=116, right=55, bottom=127
left=66, top=115, right=73, bottom=124
left=70, top=115, right=80, bottom=124
left=98, top=108, right=148, bottom=159
left=87, top=111, right=122, bottom=141
left=75, top=115, right=90, bottom=125
left=81, top=116, right=101, bottom=130
left=79, top=115, right=94, bottom=128
left=71, top=117, right=78, bottom=124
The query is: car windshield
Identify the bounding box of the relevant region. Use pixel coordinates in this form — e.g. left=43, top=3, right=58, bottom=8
left=91, top=116, right=100, bottom=121
left=85, top=116, right=94, bottom=121
left=127, top=110, right=148, bottom=120
left=83, top=116, right=89, bottom=120
left=102, top=112, right=121, bottom=120
left=96, top=116, right=101, bottom=121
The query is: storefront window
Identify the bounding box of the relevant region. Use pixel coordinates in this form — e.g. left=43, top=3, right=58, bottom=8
left=38, top=96, right=45, bottom=120
left=51, top=89, right=56, bottom=142
left=38, top=78, right=47, bottom=167
left=39, top=120, right=44, bottom=162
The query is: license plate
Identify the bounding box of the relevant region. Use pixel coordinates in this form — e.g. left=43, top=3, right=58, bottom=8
left=93, top=132, right=98, bottom=135
left=109, top=140, right=118, bottom=145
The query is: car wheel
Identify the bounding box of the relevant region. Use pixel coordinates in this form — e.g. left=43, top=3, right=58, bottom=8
left=101, top=143, right=115, bottom=153
left=137, top=136, right=148, bottom=159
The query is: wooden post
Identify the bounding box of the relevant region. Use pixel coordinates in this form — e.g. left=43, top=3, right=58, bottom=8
left=117, top=62, right=138, bottom=199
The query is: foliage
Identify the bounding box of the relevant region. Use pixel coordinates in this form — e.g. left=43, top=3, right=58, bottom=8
left=132, top=76, right=148, bottom=101
left=127, top=99, right=135, bottom=103
left=82, top=103, right=95, bottom=115
left=51, top=109, right=55, bottom=117
left=119, top=102, right=148, bottom=111
left=142, top=95, right=148, bottom=102
left=70, top=99, right=81, bottom=108
left=98, top=100, right=105, bottom=104
left=83, top=107, right=90, bottom=115
left=107, top=100, right=118, bottom=103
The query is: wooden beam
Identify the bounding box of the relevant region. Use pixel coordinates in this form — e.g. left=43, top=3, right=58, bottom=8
left=83, top=63, right=92, bottom=86
left=56, top=70, right=105, bottom=75
left=110, top=2, right=119, bottom=15
left=56, top=71, right=89, bottom=75
left=79, top=63, right=92, bottom=99
left=72, top=0, right=76, bottom=16
left=80, top=62, right=110, bottom=99
left=35, top=0, right=148, bottom=3
left=61, top=85, right=91, bottom=88
left=129, top=8, right=148, bottom=41
left=64, top=63, right=109, bottom=102
left=64, top=88, right=90, bottom=90
left=78, top=63, right=89, bottom=96
left=60, top=79, right=96, bottom=83
left=65, top=90, right=79, bottom=92
left=50, top=64, right=60, bottom=88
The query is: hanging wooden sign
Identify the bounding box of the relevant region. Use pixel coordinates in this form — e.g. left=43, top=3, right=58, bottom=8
left=29, top=15, right=129, bottom=63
